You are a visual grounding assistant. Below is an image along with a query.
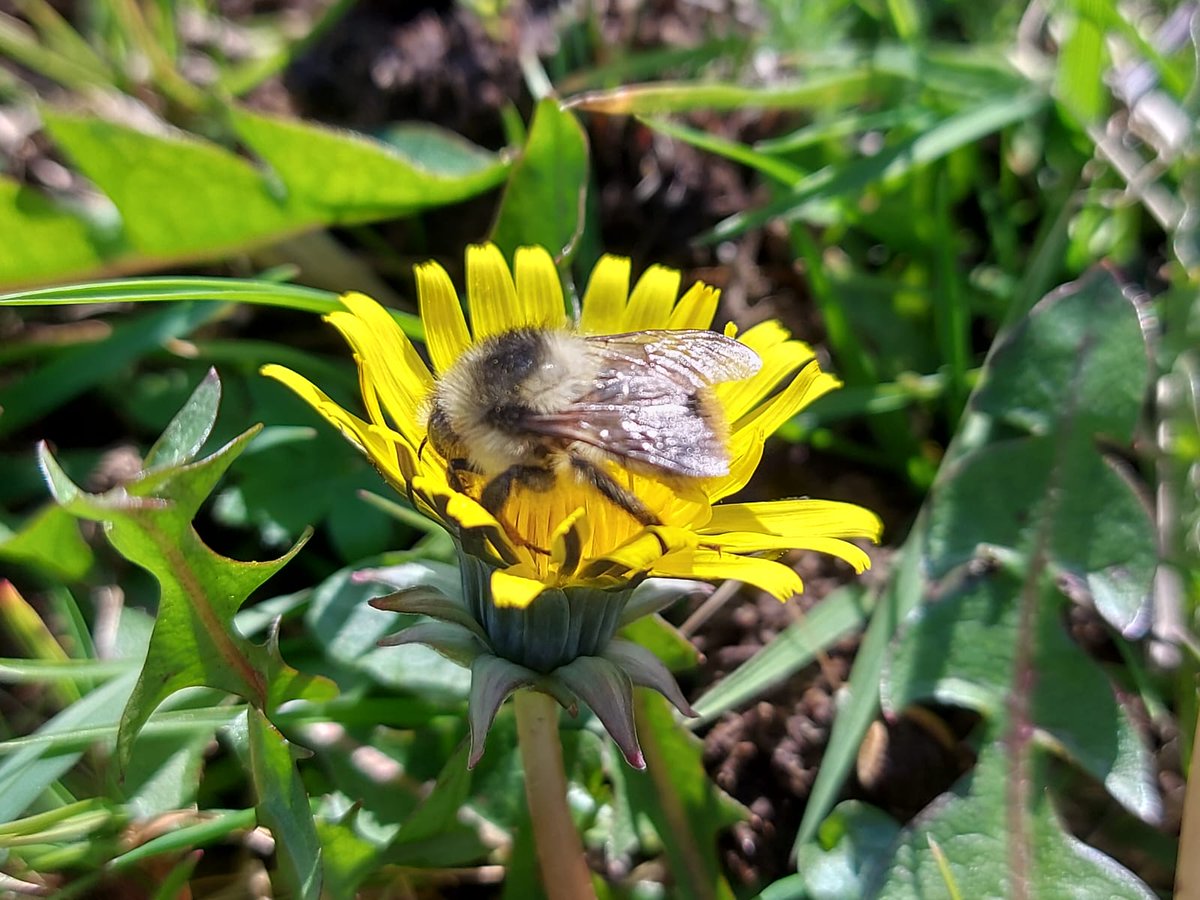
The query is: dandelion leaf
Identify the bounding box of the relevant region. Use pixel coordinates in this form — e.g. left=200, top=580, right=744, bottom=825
left=39, top=370, right=335, bottom=768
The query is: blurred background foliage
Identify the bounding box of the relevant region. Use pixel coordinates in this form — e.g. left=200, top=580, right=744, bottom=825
left=0, top=0, right=1196, bottom=897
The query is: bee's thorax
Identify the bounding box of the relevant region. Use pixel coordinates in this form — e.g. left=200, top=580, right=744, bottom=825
left=428, top=329, right=597, bottom=476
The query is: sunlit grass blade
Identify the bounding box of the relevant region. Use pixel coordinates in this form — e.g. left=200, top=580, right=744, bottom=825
left=0, top=12, right=110, bottom=90
left=0, top=658, right=133, bottom=683
left=0, top=276, right=423, bottom=338
left=10, top=0, right=113, bottom=81
left=555, top=36, right=747, bottom=93
left=707, top=91, right=1049, bottom=242
left=754, top=106, right=936, bottom=154
left=566, top=70, right=886, bottom=114
left=794, top=517, right=926, bottom=851
left=638, top=116, right=805, bottom=184
left=689, top=586, right=870, bottom=726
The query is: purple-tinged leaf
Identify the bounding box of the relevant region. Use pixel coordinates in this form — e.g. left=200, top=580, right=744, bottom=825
left=369, top=586, right=489, bottom=644
left=556, top=656, right=643, bottom=769
left=378, top=620, right=488, bottom=667
left=603, top=639, right=696, bottom=717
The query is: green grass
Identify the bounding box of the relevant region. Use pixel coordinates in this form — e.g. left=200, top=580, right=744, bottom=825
left=0, top=0, right=1195, bottom=896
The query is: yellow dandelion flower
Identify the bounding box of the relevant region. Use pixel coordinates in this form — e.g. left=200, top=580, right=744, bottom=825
left=262, top=244, right=881, bottom=610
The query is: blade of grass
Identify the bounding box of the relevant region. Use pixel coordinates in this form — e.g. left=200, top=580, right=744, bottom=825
left=0, top=658, right=133, bottom=682
left=708, top=91, right=1049, bottom=242
left=108, top=808, right=258, bottom=870
left=11, top=0, right=113, bottom=81
left=794, top=516, right=926, bottom=851
left=555, top=36, right=747, bottom=93
left=566, top=70, right=887, bottom=115
left=0, top=12, right=110, bottom=90
left=689, top=586, right=870, bottom=726
left=754, top=106, right=936, bottom=154
left=638, top=116, right=805, bottom=184
left=0, top=302, right=225, bottom=438
left=0, top=276, right=423, bottom=338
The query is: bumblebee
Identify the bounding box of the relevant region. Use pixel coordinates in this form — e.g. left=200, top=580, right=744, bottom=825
left=424, top=327, right=761, bottom=529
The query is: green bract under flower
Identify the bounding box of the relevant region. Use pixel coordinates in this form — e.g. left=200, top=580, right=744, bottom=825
left=363, top=552, right=701, bottom=767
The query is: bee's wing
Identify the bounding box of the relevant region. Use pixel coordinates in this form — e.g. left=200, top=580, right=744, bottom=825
left=520, top=331, right=761, bottom=478
left=583, top=330, right=761, bottom=388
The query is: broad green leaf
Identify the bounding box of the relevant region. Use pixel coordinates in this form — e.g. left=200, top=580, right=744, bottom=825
left=248, top=707, right=322, bottom=900
left=42, top=110, right=308, bottom=260
left=624, top=692, right=743, bottom=900
left=315, top=819, right=378, bottom=898
left=380, top=122, right=506, bottom=176
left=0, top=176, right=105, bottom=286
left=8, top=108, right=505, bottom=287
left=124, top=724, right=209, bottom=819
left=778, top=801, right=901, bottom=900
left=974, top=270, right=1149, bottom=441
left=871, top=742, right=1154, bottom=898
left=931, top=270, right=1155, bottom=631
left=884, top=570, right=1158, bottom=823
left=230, top=107, right=510, bottom=222
left=392, top=741, right=473, bottom=845
left=306, top=563, right=469, bottom=698
left=490, top=99, right=590, bottom=261
left=38, top=372, right=337, bottom=766
left=926, top=437, right=1156, bottom=632
left=797, top=269, right=1157, bottom=862
left=0, top=301, right=224, bottom=437
left=690, top=586, right=870, bottom=726
left=0, top=504, right=93, bottom=581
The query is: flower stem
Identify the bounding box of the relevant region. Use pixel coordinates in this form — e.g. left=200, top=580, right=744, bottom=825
left=514, top=689, right=597, bottom=900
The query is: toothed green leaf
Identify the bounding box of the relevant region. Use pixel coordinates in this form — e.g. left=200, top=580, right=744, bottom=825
left=248, top=708, right=322, bottom=900
left=38, top=372, right=336, bottom=768
left=143, top=367, right=221, bottom=471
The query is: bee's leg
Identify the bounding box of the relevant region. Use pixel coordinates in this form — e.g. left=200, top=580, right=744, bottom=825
left=569, top=457, right=663, bottom=527
left=446, top=458, right=474, bottom=493
left=481, top=465, right=556, bottom=555
left=480, top=465, right=555, bottom=514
